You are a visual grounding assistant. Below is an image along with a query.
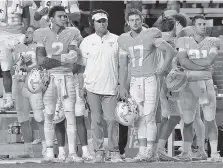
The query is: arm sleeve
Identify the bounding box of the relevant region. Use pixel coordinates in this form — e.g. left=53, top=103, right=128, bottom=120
left=33, top=30, right=45, bottom=46
left=175, top=37, right=186, bottom=51
left=117, top=37, right=129, bottom=58
left=70, top=29, right=83, bottom=46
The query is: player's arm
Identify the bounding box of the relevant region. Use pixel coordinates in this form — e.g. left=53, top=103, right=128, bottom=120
left=36, top=44, right=62, bottom=70
left=118, top=47, right=129, bottom=90
left=61, top=31, right=83, bottom=65
left=191, top=47, right=218, bottom=67
left=155, top=38, right=175, bottom=72
left=77, top=65, right=85, bottom=90
left=77, top=38, right=88, bottom=66
left=152, top=16, right=162, bottom=28
left=177, top=50, right=206, bottom=70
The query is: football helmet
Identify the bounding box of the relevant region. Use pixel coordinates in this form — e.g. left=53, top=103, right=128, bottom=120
left=166, top=66, right=188, bottom=92
left=25, top=67, right=50, bottom=93
left=115, top=98, right=139, bottom=126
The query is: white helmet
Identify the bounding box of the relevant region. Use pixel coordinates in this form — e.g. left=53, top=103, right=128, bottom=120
left=26, top=67, right=50, bottom=93
left=115, top=98, right=139, bottom=126
left=166, top=66, right=188, bottom=92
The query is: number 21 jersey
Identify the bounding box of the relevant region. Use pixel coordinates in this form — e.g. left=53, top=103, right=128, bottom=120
left=118, top=28, right=164, bottom=77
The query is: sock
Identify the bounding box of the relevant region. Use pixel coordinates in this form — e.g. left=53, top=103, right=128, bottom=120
left=210, top=140, right=218, bottom=154
left=59, top=146, right=65, bottom=155
left=183, top=142, right=192, bottom=154
left=193, top=117, right=205, bottom=152
left=41, top=140, right=47, bottom=156
left=146, top=121, right=157, bottom=142
left=37, top=121, right=45, bottom=141
left=44, top=114, right=55, bottom=147
left=46, top=147, right=54, bottom=157
left=82, top=145, right=88, bottom=156
left=65, top=111, right=76, bottom=155
left=5, top=93, right=12, bottom=101
left=157, top=139, right=166, bottom=150
left=180, top=119, right=184, bottom=141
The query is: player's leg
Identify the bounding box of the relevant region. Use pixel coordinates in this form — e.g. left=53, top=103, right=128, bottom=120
left=127, top=77, right=147, bottom=162
left=15, top=81, right=33, bottom=157
left=118, top=124, right=128, bottom=158
left=177, top=83, right=198, bottom=161
left=101, top=95, right=122, bottom=163
left=42, top=77, right=57, bottom=161
left=0, top=32, right=24, bottom=110
left=155, top=85, right=169, bottom=159
left=158, top=99, right=181, bottom=161
left=1, top=47, right=14, bottom=110
left=144, top=75, right=160, bottom=161
left=202, top=80, right=220, bottom=161
left=75, top=82, right=93, bottom=161
left=193, top=105, right=207, bottom=160
left=55, top=119, right=66, bottom=161
left=29, top=91, right=46, bottom=157
left=63, top=75, right=83, bottom=163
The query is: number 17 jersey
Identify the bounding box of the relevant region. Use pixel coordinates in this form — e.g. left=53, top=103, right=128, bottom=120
left=118, top=28, right=164, bottom=77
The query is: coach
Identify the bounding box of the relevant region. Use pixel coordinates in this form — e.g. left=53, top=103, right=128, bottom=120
left=78, top=9, right=122, bottom=163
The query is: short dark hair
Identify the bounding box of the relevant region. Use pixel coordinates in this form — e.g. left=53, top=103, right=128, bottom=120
left=48, top=6, right=65, bottom=18
left=192, top=15, right=206, bottom=25
left=167, top=0, right=181, bottom=5
left=173, top=14, right=187, bottom=27
left=160, top=17, right=175, bottom=32
left=127, top=8, right=143, bottom=21
left=91, top=9, right=109, bottom=21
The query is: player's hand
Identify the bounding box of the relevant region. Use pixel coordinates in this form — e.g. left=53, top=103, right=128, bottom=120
left=61, top=51, right=78, bottom=64
left=116, top=85, right=129, bottom=101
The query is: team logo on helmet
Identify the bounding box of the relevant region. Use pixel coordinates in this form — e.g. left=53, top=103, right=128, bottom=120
left=166, top=66, right=188, bottom=92
left=115, top=98, right=139, bottom=126
left=26, top=67, right=50, bottom=93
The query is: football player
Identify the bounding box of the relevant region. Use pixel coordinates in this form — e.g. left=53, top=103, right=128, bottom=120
left=13, top=26, right=46, bottom=158
left=118, top=9, right=175, bottom=162
left=33, top=6, right=83, bottom=163
left=53, top=64, right=94, bottom=162
left=157, top=15, right=207, bottom=161
left=0, top=0, right=32, bottom=111
left=176, top=15, right=220, bottom=162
